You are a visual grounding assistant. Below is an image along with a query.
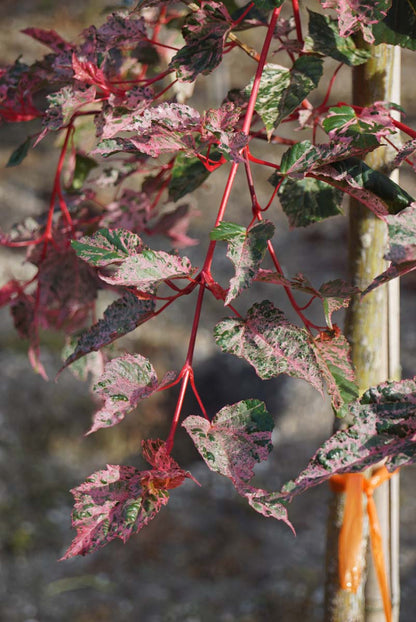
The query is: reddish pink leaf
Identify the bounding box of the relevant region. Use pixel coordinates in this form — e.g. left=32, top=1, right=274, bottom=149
left=31, top=245, right=100, bottom=332
left=0, top=279, right=22, bottom=308
left=21, top=27, right=73, bottom=54
left=100, top=190, right=151, bottom=234
left=61, top=439, right=191, bottom=558
left=148, top=204, right=199, bottom=248
left=321, top=0, right=391, bottom=43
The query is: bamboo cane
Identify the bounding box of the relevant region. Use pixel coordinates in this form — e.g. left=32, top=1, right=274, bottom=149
left=324, top=40, right=401, bottom=622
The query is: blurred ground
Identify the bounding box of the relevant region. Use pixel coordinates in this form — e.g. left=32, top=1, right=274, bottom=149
left=0, top=2, right=415, bottom=621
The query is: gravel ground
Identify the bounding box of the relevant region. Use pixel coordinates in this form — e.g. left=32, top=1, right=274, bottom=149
left=0, top=2, right=415, bottom=621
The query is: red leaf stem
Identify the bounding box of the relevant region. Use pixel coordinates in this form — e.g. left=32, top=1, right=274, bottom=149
left=247, top=150, right=280, bottom=169
left=42, top=124, right=74, bottom=253
left=189, top=369, right=208, bottom=419
left=166, top=366, right=191, bottom=453
left=242, top=8, right=282, bottom=135
left=203, top=7, right=282, bottom=273
left=143, top=37, right=179, bottom=52
left=392, top=119, right=416, bottom=141
left=320, top=62, right=343, bottom=109
left=292, top=0, right=303, bottom=47
left=232, top=2, right=255, bottom=27
left=266, top=239, right=321, bottom=332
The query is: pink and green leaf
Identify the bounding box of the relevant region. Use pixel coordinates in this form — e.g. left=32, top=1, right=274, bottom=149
left=89, top=354, right=177, bottom=434
left=72, top=228, right=142, bottom=266
left=305, top=10, right=372, bottom=65
left=183, top=400, right=293, bottom=527
left=314, top=157, right=413, bottom=218
left=318, top=279, right=360, bottom=326
left=99, top=248, right=196, bottom=291
left=214, top=300, right=325, bottom=393
left=61, top=292, right=155, bottom=370
left=183, top=399, right=274, bottom=483
left=169, top=1, right=232, bottom=82
left=312, top=331, right=358, bottom=413
left=321, top=0, right=391, bottom=44
left=281, top=377, right=416, bottom=502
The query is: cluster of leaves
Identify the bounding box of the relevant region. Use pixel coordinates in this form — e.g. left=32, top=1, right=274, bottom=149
left=1, top=0, right=416, bottom=558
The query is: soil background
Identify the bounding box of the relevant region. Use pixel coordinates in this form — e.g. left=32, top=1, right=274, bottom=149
left=0, top=2, right=415, bottom=621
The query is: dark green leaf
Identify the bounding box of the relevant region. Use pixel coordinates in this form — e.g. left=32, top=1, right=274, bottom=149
left=305, top=10, right=371, bottom=66
left=6, top=136, right=32, bottom=168
left=373, top=0, right=416, bottom=49
left=317, top=157, right=413, bottom=216
left=276, top=55, right=323, bottom=125
left=251, top=0, right=285, bottom=13
left=210, top=221, right=246, bottom=240
left=68, top=153, right=98, bottom=192
left=169, top=151, right=219, bottom=202
left=277, top=177, right=343, bottom=227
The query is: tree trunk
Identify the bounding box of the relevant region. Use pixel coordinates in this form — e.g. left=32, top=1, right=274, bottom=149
left=324, top=41, right=401, bottom=622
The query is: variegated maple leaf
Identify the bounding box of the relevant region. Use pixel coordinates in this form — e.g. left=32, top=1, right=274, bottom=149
left=312, top=330, right=358, bottom=413
left=183, top=400, right=293, bottom=528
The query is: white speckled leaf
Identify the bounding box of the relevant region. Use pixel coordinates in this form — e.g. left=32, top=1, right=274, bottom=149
left=72, top=228, right=142, bottom=267
left=99, top=248, right=196, bottom=291
left=211, top=221, right=275, bottom=304
left=214, top=300, right=324, bottom=393
left=281, top=378, right=416, bottom=502
left=245, top=56, right=322, bottom=136
left=364, top=203, right=416, bottom=294
left=385, top=203, right=416, bottom=263
left=183, top=399, right=274, bottom=482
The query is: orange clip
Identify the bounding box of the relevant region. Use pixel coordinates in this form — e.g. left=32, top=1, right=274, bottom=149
left=330, top=466, right=397, bottom=622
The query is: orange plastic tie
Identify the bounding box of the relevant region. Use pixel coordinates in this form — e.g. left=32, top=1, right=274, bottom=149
left=329, top=467, right=397, bottom=622
left=338, top=473, right=364, bottom=593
